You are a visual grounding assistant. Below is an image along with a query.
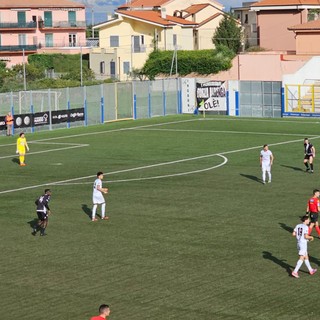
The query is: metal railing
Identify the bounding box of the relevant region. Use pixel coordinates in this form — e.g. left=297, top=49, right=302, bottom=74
left=0, top=45, right=37, bottom=52
left=0, top=22, right=37, bottom=29
left=39, top=21, right=86, bottom=28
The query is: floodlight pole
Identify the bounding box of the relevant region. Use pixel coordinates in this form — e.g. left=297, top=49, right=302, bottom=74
left=23, top=49, right=27, bottom=91
left=91, top=8, right=94, bottom=38
left=80, top=46, right=83, bottom=86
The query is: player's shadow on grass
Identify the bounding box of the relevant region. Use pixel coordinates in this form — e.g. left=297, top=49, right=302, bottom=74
left=279, top=222, right=293, bottom=234
left=280, top=164, right=304, bottom=172
left=27, top=218, right=38, bottom=230
left=82, top=204, right=97, bottom=220
left=239, top=173, right=261, bottom=183
left=262, top=251, right=298, bottom=276
left=11, top=158, right=19, bottom=164
left=309, top=255, right=320, bottom=267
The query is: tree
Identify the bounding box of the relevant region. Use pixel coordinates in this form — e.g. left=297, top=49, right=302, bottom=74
left=212, top=15, right=242, bottom=54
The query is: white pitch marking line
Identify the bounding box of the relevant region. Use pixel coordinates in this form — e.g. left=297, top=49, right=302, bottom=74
left=0, top=134, right=317, bottom=195
left=0, top=144, right=89, bottom=160
left=1, top=119, right=320, bottom=194
left=201, top=117, right=320, bottom=125
left=0, top=154, right=228, bottom=194
left=0, top=116, right=318, bottom=149
left=135, top=128, right=318, bottom=137
left=0, top=118, right=198, bottom=148
left=0, top=141, right=88, bottom=148
left=55, top=154, right=228, bottom=185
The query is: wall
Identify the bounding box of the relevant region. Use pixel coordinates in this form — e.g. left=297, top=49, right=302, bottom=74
left=296, top=33, right=320, bottom=55
left=282, top=56, right=320, bottom=85
left=197, top=16, right=223, bottom=50
left=257, top=9, right=307, bottom=51
left=209, top=53, right=308, bottom=81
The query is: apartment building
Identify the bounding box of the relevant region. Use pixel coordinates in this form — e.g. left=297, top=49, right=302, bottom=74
left=90, top=0, right=226, bottom=81
left=0, top=0, right=86, bottom=66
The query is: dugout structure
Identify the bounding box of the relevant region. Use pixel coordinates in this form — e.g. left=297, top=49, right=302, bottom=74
left=284, top=83, right=320, bottom=117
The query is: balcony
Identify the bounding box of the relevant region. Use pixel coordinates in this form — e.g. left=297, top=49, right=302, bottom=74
left=38, top=20, right=86, bottom=30
left=0, top=45, right=37, bottom=53
left=39, top=40, right=88, bottom=48
left=133, top=45, right=146, bottom=53
left=0, top=22, right=37, bottom=31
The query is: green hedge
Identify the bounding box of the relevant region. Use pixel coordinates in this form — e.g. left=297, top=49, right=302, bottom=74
left=28, top=53, right=89, bottom=72
left=142, top=47, right=235, bottom=80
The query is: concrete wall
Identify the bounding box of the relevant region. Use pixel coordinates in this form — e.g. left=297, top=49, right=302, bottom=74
left=209, top=53, right=308, bottom=81
left=257, top=9, right=307, bottom=51
left=296, top=33, right=320, bottom=55
left=197, top=15, right=224, bottom=50
left=282, top=56, right=320, bottom=85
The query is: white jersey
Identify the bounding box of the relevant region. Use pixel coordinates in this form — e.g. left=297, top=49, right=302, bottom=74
left=260, top=149, right=273, bottom=165
left=93, top=178, right=105, bottom=204
left=294, top=223, right=309, bottom=244
left=294, top=223, right=309, bottom=256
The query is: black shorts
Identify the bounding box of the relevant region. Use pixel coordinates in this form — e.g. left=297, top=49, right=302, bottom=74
left=305, top=154, right=313, bottom=160
left=37, top=211, right=48, bottom=221
left=310, top=212, right=318, bottom=223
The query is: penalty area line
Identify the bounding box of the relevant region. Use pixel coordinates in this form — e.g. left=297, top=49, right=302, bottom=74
left=1, top=134, right=317, bottom=195
left=0, top=154, right=228, bottom=194
left=0, top=144, right=89, bottom=160
left=54, top=154, right=228, bottom=185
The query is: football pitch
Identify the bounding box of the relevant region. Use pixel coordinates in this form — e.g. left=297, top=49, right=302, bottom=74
left=1, top=114, right=320, bottom=320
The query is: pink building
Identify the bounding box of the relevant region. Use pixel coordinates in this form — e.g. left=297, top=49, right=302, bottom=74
left=0, top=0, right=86, bottom=67
left=250, top=0, right=320, bottom=52
left=288, top=19, right=320, bottom=54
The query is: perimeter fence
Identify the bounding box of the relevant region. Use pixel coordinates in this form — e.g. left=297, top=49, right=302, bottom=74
left=0, top=78, right=181, bottom=134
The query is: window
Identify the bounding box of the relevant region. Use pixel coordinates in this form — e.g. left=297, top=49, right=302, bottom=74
left=132, top=35, right=146, bottom=53
left=100, top=61, right=105, bottom=74
left=110, top=61, right=116, bottom=78
left=68, top=11, right=76, bottom=27
left=110, top=36, right=119, bottom=47
left=45, top=33, right=53, bottom=47
left=18, top=34, right=26, bottom=46
left=123, top=61, right=130, bottom=75
left=17, top=11, right=26, bottom=26
left=44, top=11, right=52, bottom=27
left=173, top=34, right=177, bottom=47
left=69, top=34, right=76, bottom=47
left=244, top=14, right=248, bottom=24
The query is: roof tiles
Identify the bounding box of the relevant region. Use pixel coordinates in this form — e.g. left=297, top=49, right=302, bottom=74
left=289, top=19, right=320, bottom=30
left=0, top=0, right=84, bottom=8
left=252, top=0, right=320, bottom=6
left=116, top=9, right=197, bottom=26
left=119, top=0, right=169, bottom=9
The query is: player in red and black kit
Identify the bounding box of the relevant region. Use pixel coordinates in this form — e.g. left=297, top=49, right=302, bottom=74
left=306, top=189, right=320, bottom=236
left=90, top=304, right=110, bottom=320
left=304, top=138, right=315, bottom=173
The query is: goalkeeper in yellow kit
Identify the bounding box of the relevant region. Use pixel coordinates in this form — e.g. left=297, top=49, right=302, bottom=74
left=16, top=132, right=29, bottom=166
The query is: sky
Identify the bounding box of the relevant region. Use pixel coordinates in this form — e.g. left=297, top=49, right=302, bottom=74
left=73, top=0, right=245, bottom=24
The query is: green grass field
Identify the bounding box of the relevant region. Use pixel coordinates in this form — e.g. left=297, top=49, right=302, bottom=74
left=1, top=114, right=320, bottom=320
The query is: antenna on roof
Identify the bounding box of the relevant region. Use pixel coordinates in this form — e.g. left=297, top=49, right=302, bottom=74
left=161, top=7, right=166, bottom=19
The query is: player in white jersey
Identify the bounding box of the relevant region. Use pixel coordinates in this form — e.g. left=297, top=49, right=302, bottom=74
left=92, top=171, right=109, bottom=222
left=292, top=215, right=317, bottom=278
left=259, top=144, right=274, bottom=184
